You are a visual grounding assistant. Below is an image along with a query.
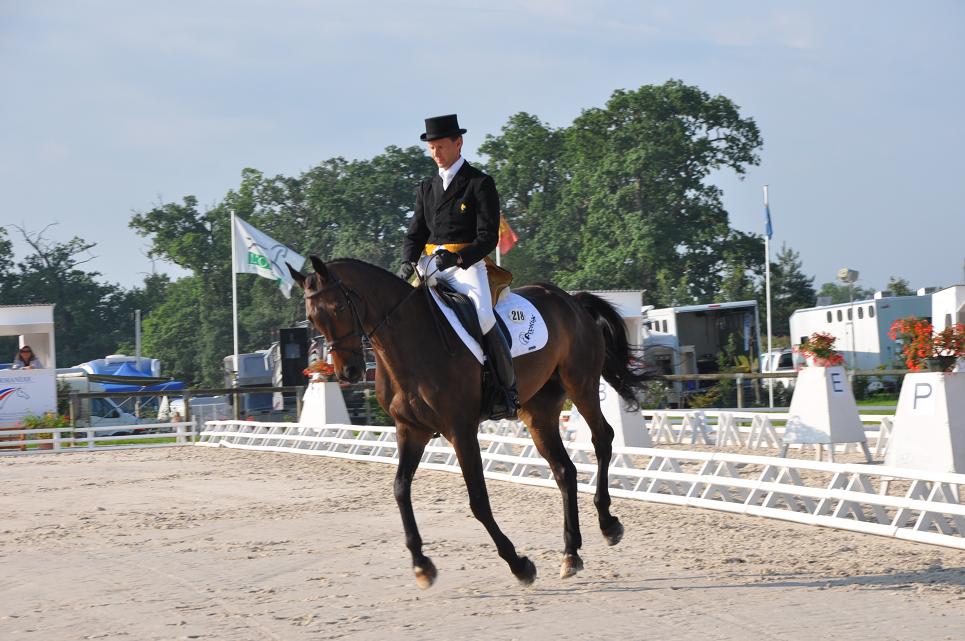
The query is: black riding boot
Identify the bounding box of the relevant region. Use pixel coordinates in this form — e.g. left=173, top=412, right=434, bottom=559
left=483, top=327, right=519, bottom=420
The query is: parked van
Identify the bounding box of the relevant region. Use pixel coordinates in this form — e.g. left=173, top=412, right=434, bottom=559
left=57, top=372, right=141, bottom=435
left=759, top=349, right=798, bottom=389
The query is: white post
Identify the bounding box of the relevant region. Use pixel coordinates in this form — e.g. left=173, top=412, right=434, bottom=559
left=496, top=246, right=501, bottom=267
left=230, top=211, right=240, bottom=383
left=763, top=185, right=774, bottom=408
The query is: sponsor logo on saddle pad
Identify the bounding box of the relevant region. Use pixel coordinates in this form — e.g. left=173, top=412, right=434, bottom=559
left=518, top=315, right=538, bottom=346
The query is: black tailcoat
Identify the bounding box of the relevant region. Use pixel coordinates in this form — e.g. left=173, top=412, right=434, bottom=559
left=401, top=161, right=501, bottom=267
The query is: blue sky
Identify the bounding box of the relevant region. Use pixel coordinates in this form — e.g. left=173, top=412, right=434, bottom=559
left=2, top=1, right=963, bottom=295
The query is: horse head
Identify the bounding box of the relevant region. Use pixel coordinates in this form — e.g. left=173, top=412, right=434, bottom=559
left=287, top=255, right=367, bottom=383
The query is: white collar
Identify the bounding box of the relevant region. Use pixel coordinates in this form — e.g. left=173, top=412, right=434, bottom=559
left=438, top=156, right=465, bottom=189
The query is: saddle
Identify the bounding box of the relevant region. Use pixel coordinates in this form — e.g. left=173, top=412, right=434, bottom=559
left=431, top=258, right=514, bottom=347
left=483, top=257, right=513, bottom=306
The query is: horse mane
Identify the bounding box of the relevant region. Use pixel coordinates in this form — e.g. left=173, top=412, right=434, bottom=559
left=326, top=257, right=408, bottom=284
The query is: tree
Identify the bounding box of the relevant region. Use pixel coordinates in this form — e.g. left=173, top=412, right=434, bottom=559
left=887, top=276, right=913, bottom=296
left=0, top=225, right=151, bottom=367
left=816, top=282, right=876, bottom=305
left=480, top=80, right=763, bottom=302
left=130, top=146, right=435, bottom=385
left=769, top=243, right=816, bottom=336
left=0, top=227, right=16, bottom=356
left=479, top=113, right=567, bottom=285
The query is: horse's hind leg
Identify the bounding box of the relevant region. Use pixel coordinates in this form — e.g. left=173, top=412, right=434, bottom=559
left=520, top=386, right=584, bottom=579
left=566, top=382, right=624, bottom=546
left=394, top=425, right=436, bottom=589
left=450, top=427, right=537, bottom=585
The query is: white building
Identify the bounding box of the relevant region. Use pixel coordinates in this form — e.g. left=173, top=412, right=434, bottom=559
left=789, top=291, right=931, bottom=370
left=931, top=285, right=965, bottom=332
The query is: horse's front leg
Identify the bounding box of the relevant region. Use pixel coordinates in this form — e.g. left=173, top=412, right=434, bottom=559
left=394, top=424, right=435, bottom=588
left=451, top=427, right=537, bottom=585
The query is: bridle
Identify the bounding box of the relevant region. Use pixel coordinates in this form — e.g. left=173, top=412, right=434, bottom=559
left=304, top=273, right=419, bottom=358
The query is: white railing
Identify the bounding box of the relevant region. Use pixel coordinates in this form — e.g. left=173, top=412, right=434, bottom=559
left=642, top=410, right=893, bottom=458
left=198, top=419, right=965, bottom=551
left=0, top=421, right=197, bottom=455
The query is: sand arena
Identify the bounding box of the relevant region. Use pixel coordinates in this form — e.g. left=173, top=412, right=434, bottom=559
left=2, top=446, right=965, bottom=640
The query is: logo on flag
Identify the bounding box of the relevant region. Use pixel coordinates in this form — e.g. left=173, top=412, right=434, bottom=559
left=498, top=214, right=518, bottom=254
left=764, top=203, right=773, bottom=240
left=232, top=215, right=306, bottom=298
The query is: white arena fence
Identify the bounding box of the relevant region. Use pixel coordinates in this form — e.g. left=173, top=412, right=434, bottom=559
left=198, top=419, right=965, bottom=551
left=0, top=421, right=197, bottom=455
left=640, top=410, right=893, bottom=458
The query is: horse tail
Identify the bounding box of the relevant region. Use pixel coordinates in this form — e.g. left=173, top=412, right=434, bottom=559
left=572, top=291, right=648, bottom=408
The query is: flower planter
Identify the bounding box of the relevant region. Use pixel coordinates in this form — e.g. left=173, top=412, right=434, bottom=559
left=924, top=356, right=957, bottom=372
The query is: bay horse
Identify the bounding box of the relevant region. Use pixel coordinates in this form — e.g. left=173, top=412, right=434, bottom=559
left=288, top=256, right=647, bottom=587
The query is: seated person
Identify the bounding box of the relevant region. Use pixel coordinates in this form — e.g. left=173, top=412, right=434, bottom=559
left=11, top=345, right=42, bottom=369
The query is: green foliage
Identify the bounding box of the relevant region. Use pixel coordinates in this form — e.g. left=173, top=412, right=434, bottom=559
left=770, top=243, right=816, bottom=336
left=887, top=276, right=913, bottom=297
left=0, top=226, right=164, bottom=367
left=481, top=80, right=763, bottom=303
left=130, top=147, right=434, bottom=385
left=4, top=82, right=813, bottom=389
left=816, top=282, right=876, bottom=305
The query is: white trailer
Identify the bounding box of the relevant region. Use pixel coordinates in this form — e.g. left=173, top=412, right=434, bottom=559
left=641, top=300, right=761, bottom=376
left=932, top=285, right=965, bottom=332
left=789, top=291, right=932, bottom=370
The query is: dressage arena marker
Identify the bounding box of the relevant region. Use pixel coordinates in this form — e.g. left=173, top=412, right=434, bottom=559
left=198, top=419, right=965, bottom=550
left=783, top=366, right=872, bottom=462
left=886, top=372, right=965, bottom=475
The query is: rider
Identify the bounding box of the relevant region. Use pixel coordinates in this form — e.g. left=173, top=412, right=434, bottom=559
left=397, top=114, right=519, bottom=420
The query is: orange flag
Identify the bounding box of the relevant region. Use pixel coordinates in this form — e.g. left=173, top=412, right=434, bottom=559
left=498, top=214, right=518, bottom=254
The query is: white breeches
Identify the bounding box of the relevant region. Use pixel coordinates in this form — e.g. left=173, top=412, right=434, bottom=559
left=417, top=253, right=496, bottom=334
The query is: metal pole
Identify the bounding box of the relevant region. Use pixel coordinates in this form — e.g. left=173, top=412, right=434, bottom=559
left=763, top=185, right=774, bottom=408
left=849, top=282, right=857, bottom=369
left=230, top=211, right=240, bottom=392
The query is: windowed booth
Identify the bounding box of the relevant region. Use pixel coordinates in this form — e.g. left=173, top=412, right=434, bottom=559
left=0, top=305, right=57, bottom=427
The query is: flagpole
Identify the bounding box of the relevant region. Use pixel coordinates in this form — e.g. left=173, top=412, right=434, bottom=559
left=496, top=246, right=501, bottom=267
left=763, top=185, right=774, bottom=408
left=230, top=210, right=240, bottom=383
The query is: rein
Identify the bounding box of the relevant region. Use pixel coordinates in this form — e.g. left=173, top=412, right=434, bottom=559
left=305, top=275, right=420, bottom=352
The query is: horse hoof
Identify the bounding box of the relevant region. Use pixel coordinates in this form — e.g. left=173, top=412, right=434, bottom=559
left=602, top=519, right=624, bottom=546
left=414, top=559, right=437, bottom=590
left=559, top=553, right=584, bottom=579
left=514, top=556, right=537, bottom=586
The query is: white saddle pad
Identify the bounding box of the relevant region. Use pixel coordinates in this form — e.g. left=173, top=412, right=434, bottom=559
left=427, top=290, right=549, bottom=364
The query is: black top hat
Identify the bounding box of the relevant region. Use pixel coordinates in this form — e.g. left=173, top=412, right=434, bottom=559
left=420, top=114, right=467, bottom=141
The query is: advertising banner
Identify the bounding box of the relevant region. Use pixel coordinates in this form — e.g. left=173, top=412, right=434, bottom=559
left=0, top=369, right=57, bottom=427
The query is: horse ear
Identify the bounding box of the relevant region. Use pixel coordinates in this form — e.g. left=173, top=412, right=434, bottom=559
left=286, top=262, right=306, bottom=288
left=310, top=255, right=329, bottom=281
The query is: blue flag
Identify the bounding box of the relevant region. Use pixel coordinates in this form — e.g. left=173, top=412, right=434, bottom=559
left=764, top=203, right=773, bottom=239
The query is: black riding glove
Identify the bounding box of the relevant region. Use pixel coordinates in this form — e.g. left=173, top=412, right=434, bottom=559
left=397, top=261, right=415, bottom=281
left=434, top=249, right=459, bottom=271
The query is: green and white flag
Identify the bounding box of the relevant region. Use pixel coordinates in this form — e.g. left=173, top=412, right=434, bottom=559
left=231, top=215, right=306, bottom=298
